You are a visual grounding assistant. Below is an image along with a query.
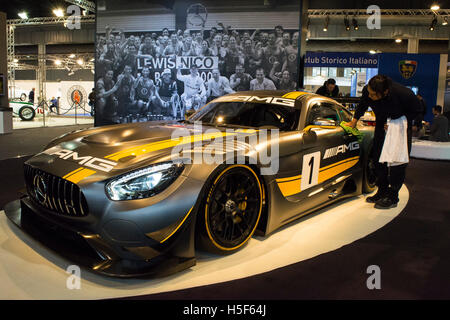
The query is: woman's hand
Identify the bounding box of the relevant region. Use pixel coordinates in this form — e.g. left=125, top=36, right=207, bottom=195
left=344, top=118, right=358, bottom=128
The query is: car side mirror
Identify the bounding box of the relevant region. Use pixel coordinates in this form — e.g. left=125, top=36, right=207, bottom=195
left=312, top=117, right=337, bottom=127
left=302, top=127, right=317, bottom=143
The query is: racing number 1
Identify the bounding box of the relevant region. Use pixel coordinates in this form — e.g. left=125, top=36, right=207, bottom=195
left=301, top=151, right=321, bottom=191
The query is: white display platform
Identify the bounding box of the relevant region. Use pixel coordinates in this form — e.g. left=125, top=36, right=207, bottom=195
left=411, top=139, right=450, bottom=160
left=0, top=186, right=408, bottom=300
left=13, top=116, right=93, bottom=130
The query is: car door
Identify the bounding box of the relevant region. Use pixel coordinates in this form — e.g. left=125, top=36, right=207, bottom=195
left=284, top=100, right=360, bottom=207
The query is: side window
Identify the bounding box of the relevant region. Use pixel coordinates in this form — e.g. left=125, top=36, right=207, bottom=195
left=335, top=104, right=353, bottom=122
left=306, top=102, right=340, bottom=127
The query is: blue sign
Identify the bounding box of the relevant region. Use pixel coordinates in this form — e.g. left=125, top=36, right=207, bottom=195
left=378, top=53, right=440, bottom=122
left=305, top=52, right=379, bottom=68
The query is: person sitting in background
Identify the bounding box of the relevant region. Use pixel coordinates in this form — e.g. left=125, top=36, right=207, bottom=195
left=49, top=96, right=59, bottom=114
left=412, top=93, right=427, bottom=138
left=427, top=105, right=449, bottom=142
left=315, top=79, right=339, bottom=98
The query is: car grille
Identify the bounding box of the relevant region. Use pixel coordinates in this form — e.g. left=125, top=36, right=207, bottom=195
left=24, top=164, right=89, bottom=217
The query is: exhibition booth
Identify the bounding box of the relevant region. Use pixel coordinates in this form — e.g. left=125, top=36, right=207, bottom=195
left=0, top=0, right=449, bottom=303
left=9, top=80, right=94, bottom=129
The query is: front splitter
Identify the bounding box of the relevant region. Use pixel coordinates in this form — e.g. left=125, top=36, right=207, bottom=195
left=4, top=199, right=195, bottom=278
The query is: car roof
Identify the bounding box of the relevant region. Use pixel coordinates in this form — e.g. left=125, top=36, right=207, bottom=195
left=222, top=90, right=343, bottom=107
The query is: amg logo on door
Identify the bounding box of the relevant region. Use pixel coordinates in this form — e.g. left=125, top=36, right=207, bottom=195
left=46, top=148, right=118, bottom=172
left=323, top=141, right=360, bottom=159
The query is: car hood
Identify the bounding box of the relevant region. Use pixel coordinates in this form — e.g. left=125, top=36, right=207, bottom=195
left=26, top=122, right=259, bottom=184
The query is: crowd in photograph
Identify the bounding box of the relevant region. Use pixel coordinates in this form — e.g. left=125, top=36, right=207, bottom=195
left=95, top=23, right=299, bottom=124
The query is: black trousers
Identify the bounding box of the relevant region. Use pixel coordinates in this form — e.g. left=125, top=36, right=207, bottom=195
left=372, top=127, right=412, bottom=201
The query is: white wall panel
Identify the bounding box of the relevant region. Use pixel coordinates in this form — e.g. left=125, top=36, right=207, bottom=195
left=97, top=14, right=176, bottom=33
left=188, top=11, right=299, bottom=30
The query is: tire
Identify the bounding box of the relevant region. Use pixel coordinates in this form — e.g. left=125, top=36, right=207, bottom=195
left=197, top=165, right=263, bottom=254
left=19, top=106, right=35, bottom=121
left=362, top=145, right=377, bottom=193
left=20, top=93, right=27, bottom=101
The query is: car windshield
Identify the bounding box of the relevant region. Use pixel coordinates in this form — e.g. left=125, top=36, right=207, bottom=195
left=189, top=101, right=300, bottom=131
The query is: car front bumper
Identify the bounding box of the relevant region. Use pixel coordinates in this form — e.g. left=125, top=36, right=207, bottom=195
left=4, top=196, right=197, bottom=278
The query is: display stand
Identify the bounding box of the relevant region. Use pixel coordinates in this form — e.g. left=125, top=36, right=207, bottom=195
left=0, top=186, right=409, bottom=299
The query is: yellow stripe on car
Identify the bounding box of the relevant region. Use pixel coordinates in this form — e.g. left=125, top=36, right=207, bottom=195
left=60, top=131, right=256, bottom=185
left=64, top=168, right=96, bottom=184
left=276, top=156, right=360, bottom=197
left=105, top=131, right=239, bottom=161
left=282, top=91, right=308, bottom=99
left=159, top=206, right=194, bottom=243
left=318, top=156, right=359, bottom=184
left=277, top=177, right=302, bottom=197
left=62, top=167, right=85, bottom=179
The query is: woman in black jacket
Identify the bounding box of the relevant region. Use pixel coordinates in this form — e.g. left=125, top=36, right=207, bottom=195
left=315, top=78, right=339, bottom=97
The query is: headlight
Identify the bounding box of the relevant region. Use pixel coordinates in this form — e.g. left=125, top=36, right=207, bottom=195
left=106, top=162, right=184, bottom=200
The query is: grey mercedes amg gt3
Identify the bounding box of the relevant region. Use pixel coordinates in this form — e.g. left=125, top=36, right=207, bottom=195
left=5, top=91, right=376, bottom=277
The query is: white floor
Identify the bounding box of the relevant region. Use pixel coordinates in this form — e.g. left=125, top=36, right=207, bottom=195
left=0, top=186, right=408, bottom=300
left=13, top=116, right=94, bottom=130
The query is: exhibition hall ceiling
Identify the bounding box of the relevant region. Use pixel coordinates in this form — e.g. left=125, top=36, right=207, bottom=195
left=2, top=0, right=446, bottom=19
left=2, top=0, right=76, bottom=19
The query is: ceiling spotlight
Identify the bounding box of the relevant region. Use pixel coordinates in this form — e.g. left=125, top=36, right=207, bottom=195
left=430, top=4, right=440, bottom=11
left=430, top=17, right=438, bottom=30
left=323, top=15, right=330, bottom=32
left=77, top=59, right=84, bottom=65
left=18, top=12, right=28, bottom=19
left=53, top=8, right=64, bottom=17
left=395, top=38, right=402, bottom=43
left=69, top=54, right=76, bottom=58
left=443, top=17, right=448, bottom=25
left=55, top=59, right=62, bottom=65
left=369, top=50, right=377, bottom=54
left=344, top=16, right=350, bottom=31
left=352, top=17, right=359, bottom=30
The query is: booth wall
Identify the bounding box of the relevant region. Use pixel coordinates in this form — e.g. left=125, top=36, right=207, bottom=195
left=13, top=80, right=94, bottom=115
left=378, top=53, right=441, bottom=122
left=95, top=0, right=301, bottom=126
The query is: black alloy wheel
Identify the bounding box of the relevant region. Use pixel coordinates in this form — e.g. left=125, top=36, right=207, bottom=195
left=363, top=153, right=377, bottom=193
left=200, top=165, right=263, bottom=254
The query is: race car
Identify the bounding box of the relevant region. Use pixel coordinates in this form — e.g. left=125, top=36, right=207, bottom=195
left=5, top=91, right=376, bottom=277
left=9, top=100, right=49, bottom=121
left=9, top=86, right=28, bottom=101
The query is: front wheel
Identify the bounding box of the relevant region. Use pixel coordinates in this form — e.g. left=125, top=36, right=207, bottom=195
left=18, top=106, right=35, bottom=121
left=197, top=165, right=263, bottom=254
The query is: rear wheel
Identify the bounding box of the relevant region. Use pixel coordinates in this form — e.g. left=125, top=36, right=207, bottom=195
left=198, top=165, right=263, bottom=254
left=362, top=146, right=377, bottom=193
left=19, top=106, right=35, bottom=121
